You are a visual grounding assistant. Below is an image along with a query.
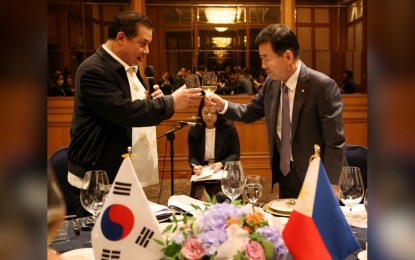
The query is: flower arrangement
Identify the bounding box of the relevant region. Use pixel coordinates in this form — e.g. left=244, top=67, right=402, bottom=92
left=156, top=201, right=287, bottom=260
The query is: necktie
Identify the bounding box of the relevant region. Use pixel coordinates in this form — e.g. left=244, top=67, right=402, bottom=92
left=280, top=84, right=291, bottom=176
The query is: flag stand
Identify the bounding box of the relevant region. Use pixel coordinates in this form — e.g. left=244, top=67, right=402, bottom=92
left=157, top=123, right=189, bottom=196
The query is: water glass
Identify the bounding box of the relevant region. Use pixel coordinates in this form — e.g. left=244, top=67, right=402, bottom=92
left=221, top=161, right=245, bottom=201
left=244, top=175, right=263, bottom=206
left=338, top=166, right=364, bottom=212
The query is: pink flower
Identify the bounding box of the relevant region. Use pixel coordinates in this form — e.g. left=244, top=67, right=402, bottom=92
left=181, top=238, right=205, bottom=260
left=244, top=239, right=266, bottom=260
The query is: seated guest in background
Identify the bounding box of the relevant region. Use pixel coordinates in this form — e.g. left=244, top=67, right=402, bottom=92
left=48, top=71, right=66, bottom=96
left=62, top=71, right=75, bottom=96
left=238, top=68, right=254, bottom=94
left=341, top=69, right=355, bottom=93
left=171, top=67, right=187, bottom=92
left=195, top=65, right=206, bottom=85
left=157, top=71, right=172, bottom=95
left=188, top=98, right=240, bottom=200
left=218, top=68, right=239, bottom=95
left=253, top=72, right=266, bottom=93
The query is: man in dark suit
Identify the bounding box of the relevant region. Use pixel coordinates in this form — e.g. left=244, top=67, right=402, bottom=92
left=68, top=11, right=201, bottom=216
left=207, top=24, right=345, bottom=199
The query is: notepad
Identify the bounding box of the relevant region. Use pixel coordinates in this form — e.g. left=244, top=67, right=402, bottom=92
left=190, top=168, right=224, bottom=182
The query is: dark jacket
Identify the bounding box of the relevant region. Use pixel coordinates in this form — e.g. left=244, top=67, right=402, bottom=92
left=188, top=122, right=240, bottom=168
left=68, top=46, right=175, bottom=182
left=224, top=62, right=346, bottom=186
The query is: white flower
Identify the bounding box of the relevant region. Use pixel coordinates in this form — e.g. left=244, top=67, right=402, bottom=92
left=215, top=224, right=249, bottom=259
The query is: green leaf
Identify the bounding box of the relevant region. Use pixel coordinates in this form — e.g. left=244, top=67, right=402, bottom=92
left=162, top=242, right=182, bottom=257
left=260, top=239, right=275, bottom=260
left=153, top=238, right=165, bottom=246
left=204, top=189, right=212, bottom=203
left=211, top=194, right=217, bottom=204
left=191, top=203, right=201, bottom=210
left=234, top=250, right=248, bottom=260
left=162, top=224, right=173, bottom=233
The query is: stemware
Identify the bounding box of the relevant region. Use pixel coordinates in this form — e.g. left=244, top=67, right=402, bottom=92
left=244, top=175, right=263, bottom=206
left=185, top=74, right=201, bottom=120
left=80, top=170, right=109, bottom=222
left=338, top=166, right=364, bottom=212
left=221, top=161, right=245, bottom=202
left=202, top=72, right=218, bottom=96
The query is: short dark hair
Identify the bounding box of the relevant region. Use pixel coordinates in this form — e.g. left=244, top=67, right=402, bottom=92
left=196, top=98, right=227, bottom=129
left=107, top=11, right=153, bottom=40
left=255, top=24, right=300, bottom=59
left=343, top=70, right=353, bottom=79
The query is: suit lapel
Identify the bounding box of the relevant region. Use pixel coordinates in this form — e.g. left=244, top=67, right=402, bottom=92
left=291, top=62, right=310, bottom=141
left=96, top=46, right=132, bottom=99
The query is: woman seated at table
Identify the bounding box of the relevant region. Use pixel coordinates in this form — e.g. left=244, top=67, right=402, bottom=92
left=188, top=98, right=240, bottom=200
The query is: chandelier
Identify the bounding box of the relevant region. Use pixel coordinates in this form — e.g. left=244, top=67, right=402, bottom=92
left=205, top=7, right=242, bottom=32
left=212, top=37, right=232, bottom=48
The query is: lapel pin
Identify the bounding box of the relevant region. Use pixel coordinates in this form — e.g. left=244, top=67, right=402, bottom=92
left=301, top=89, right=305, bottom=93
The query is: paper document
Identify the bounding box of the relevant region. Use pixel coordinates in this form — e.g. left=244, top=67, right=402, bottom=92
left=148, top=201, right=180, bottom=221
left=190, top=168, right=224, bottom=182
left=167, top=195, right=209, bottom=215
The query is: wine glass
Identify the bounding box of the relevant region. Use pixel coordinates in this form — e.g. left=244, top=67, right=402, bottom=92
left=364, top=189, right=368, bottom=213
left=47, top=163, right=66, bottom=244
left=244, top=175, right=263, bottom=206
left=80, top=170, right=109, bottom=222
left=202, top=72, right=218, bottom=96
left=185, top=74, right=201, bottom=120
left=221, top=161, right=245, bottom=202
left=338, top=166, right=364, bottom=212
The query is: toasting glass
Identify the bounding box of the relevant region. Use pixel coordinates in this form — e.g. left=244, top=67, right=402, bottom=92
left=185, top=74, right=201, bottom=120
left=202, top=72, right=218, bottom=96
left=221, top=161, right=245, bottom=202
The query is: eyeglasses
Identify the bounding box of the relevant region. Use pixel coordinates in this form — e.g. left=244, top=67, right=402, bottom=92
left=202, top=111, right=217, bottom=116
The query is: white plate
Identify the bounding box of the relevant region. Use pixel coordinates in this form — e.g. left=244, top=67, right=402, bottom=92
left=340, top=204, right=367, bottom=228
left=268, top=199, right=297, bottom=213
left=60, top=248, right=95, bottom=260
left=357, top=250, right=367, bottom=260
left=263, top=203, right=291, bottom=217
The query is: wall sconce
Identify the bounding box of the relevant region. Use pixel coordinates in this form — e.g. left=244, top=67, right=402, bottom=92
left=205, top=7, right=242, bottom=32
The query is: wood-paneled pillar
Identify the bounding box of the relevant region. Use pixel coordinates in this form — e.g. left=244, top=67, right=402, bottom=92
left=281, top=0, right=296, bottom=32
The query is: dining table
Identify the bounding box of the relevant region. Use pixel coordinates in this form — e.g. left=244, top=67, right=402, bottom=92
left=51, top=215, right=367, bottom=260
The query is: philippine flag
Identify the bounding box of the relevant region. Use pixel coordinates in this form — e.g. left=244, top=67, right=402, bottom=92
left=91, top=157, right=163, bottom=260
left=282, top=157, right=360, bottom=260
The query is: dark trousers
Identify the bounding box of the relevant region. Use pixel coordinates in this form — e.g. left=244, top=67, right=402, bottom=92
left=190, top=181, right=222, bottom=201
left=69, top=185, right=92, bottom=218
left=278, top=164, right=303, bottom=199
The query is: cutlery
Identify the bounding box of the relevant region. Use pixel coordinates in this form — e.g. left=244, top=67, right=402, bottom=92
left=71, top=219, right=80, bottom=236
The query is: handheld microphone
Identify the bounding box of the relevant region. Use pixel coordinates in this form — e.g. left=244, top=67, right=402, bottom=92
left=144, top=65, right=156, bottom=97
left=177, top=121, right=196, bottom=127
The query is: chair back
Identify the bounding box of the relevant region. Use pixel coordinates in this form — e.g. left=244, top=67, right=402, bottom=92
left=345, top=144, right=368, bottom=190
left=49, top=146, right=75, bottom=216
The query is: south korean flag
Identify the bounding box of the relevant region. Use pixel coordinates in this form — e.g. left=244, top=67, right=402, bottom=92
left=92, top=157, right=163, bottom=260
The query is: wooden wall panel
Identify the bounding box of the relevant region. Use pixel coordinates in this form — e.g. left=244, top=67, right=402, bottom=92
left=48, top=94, right=367, bottom=178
